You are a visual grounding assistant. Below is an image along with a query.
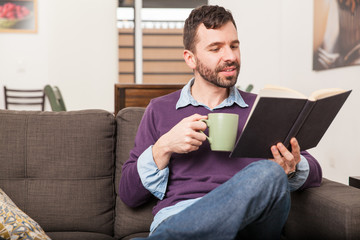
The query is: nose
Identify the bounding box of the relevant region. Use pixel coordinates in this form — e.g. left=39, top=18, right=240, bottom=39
left=222, top=46, right=238, bottom=62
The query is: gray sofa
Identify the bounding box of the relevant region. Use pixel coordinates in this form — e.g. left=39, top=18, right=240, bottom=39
left=0, top=108, right=359, bottom=240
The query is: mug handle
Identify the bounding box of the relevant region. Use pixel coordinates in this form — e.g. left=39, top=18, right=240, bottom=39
left=200, top=119, right=211, bottom=144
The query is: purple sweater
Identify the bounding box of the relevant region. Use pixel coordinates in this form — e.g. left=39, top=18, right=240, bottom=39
left=119, top=89, right=323, bottom=215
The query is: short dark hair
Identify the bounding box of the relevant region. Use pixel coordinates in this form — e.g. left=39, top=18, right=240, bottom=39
left=183, top=5, right=237, bottom=53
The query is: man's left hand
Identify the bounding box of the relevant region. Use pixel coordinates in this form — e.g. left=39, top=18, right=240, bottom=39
left=269, top=137, right=301, bottom=175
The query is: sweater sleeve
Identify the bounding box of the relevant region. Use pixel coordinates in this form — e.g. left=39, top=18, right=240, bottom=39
left=297, top=150, right=323, bottom=190
left=118, top=104, right=161, bottom=208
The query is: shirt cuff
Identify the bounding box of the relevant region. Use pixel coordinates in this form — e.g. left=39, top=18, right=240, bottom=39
left=288, top=155, right=310, bottom=192
left=137, top=145, right=169, bottom=200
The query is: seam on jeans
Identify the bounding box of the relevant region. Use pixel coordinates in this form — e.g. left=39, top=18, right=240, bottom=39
left=242, top=188, right=289, bottom=225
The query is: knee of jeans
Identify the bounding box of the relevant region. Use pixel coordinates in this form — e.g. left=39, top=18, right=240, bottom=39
left=255, top=160, right=288, bottom=190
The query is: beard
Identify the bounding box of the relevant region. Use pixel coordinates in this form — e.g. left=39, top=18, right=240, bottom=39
left=195, top=58, right=240, bottom=88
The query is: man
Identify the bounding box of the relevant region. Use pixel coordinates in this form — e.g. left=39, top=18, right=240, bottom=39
left=119, top=5, right=322, bottom=240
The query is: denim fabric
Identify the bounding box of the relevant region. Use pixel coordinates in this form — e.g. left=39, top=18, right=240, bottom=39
left=138, top=148, right=308, bottom=233
left=134, top=160, right=290, bottom=240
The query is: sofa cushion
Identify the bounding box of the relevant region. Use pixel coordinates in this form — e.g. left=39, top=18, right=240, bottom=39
left=0, top=188, right=50, bottom=240
left=46, top=231, right=116, bottom=240
left=0, top=110, right=116, bottom=237
left=114, top=107, right=154, bottom=239
left=283, top=178, right=360, bottom=239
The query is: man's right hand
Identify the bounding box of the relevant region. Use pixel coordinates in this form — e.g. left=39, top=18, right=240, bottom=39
left=152, top=114, right=208, bottom=170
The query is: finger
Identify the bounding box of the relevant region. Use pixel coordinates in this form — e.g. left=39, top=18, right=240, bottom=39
left=180, top=143, right=200, bottom=153
left=290, top=138, right=301, bottom=164
left=191, top=130, right=207, bottom=142
left=187, top=114, right=208, bottom=122
left=276, top=142, right=296, bottom=172
left=276, top=142, right=293, bottom=160
left=184, top=136, right=203, bottom=147
left=271, top=145, right=282, bottom=160
left=191, top=120, right=207, bottom=131
left=290, top=138, right=300, bottom=154
left=270, top=146, right=285, bottom=169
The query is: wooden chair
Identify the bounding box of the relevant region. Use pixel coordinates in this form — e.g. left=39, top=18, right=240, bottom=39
left=44, top=85, right=67, bottom=111
left=3, top=86, right=45, bottom=110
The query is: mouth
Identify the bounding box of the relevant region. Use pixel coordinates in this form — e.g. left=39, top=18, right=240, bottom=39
left=219, top=66, right=237, bottom=76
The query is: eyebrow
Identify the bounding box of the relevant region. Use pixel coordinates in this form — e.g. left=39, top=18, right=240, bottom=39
left=207, top=40, right=240, bottom=48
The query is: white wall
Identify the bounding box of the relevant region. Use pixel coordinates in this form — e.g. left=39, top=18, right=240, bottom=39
left=1, top=0, right=359, bottom=184
left=0, top=0, right=118, bottom=112
left=211, top=0, right=360, bottom=184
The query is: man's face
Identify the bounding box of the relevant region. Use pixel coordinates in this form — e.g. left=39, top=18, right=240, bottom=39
left=193, top=21, right=241, bottom=88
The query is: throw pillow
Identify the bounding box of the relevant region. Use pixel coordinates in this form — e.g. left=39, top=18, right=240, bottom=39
left=0, top=188, right=51, bottom=240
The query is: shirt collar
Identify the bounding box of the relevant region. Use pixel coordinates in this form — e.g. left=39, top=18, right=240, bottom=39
left=175, top=78, right=249, bottom=111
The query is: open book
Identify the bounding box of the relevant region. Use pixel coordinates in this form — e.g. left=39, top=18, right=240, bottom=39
left=230, top=85, right=351, bottom=158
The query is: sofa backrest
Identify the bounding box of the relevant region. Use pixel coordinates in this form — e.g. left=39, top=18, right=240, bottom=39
left=114, top=107, right=154, bottom=239
left=0, top=110, right=116, bottom=236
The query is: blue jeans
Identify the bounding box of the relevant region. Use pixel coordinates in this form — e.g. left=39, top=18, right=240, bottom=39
left=136, top=160, right=290, bottom=240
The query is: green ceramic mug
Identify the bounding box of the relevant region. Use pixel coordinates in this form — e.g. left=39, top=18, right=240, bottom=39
left=201, top=113, right=239, bottom=152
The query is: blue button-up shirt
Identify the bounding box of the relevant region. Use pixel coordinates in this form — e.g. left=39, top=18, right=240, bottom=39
left=176, top=78, right=249, bottom=110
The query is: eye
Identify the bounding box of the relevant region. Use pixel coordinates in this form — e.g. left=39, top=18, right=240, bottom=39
left=210, top=48, right=220, bottom=52
left=231, top=45, right=239, bottom=49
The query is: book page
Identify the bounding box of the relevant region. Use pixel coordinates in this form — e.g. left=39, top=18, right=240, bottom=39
left=309, top=88, right=346, bottom=101
left=260, top=85, right=307, bottom=99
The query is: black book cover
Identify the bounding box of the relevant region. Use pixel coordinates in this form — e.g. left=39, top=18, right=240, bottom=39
left=230, top=90, right=351, bottom=158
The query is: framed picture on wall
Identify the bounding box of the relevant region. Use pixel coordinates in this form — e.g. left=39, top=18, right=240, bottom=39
left=313, top=0, right=360, bottom=71
left=0, top=0, right=37, bottom=33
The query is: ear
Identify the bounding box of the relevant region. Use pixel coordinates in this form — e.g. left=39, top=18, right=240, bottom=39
left=183, top=49, right=196, bottom=70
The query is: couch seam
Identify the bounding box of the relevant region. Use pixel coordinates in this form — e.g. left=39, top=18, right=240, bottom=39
left=24, top=113, right=29, bottom=212
left=0, top=176, right=114, bottom=181
left=112, top=115, right=116, bottom=237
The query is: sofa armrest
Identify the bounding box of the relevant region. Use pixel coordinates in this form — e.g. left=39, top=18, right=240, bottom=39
left=283, top=178, right=360, bottom=239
